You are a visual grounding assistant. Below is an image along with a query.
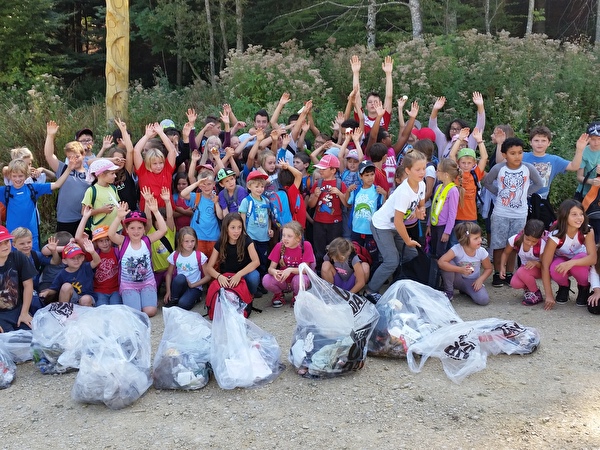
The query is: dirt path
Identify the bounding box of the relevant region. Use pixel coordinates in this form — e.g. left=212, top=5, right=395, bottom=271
left=3, top=283, right=600, bottom=449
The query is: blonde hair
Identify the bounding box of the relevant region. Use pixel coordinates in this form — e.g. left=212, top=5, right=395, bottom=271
left=64, top=141, right=85, bottom=156
left=437, top=158, right=465, bottom=207
left=282, top=220, right=303, bottom=240
left=326, top=237, right=353, bottom=262
left=11, top=227, right=32, bottom=240
left=258, top=149, right=275, bottom=169
left=198, top=171, right=214, bottom=184
left=247, top=177, right=266, bottom=188
left=144, top=148, right=165, bottom=171
left=8, top=159, right=28, bottom=175
left=205, top=136, right=222, bottom=151
left=10, top=147, right=33, bottom=160
left=402, top=149, right=426, bottom=170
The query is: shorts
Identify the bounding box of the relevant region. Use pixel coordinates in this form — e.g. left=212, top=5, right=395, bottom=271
left=490, top=214, right=527, bottom=251
left=69, top=291, right=97, bottom=306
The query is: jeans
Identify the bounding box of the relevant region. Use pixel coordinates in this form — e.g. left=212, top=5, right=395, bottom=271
left=243, top=270, right=260, bottom=295
left=96, top=292, right=122, bottom=306
left=169, top=274, right=202, bottom=310
left=367, top=223, right=417, bottom=292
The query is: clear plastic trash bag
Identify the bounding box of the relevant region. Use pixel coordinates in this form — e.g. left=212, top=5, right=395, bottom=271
left=210, top=288, right=284, bottom=389
left=31, top=303, right=92, bottom=374
left=153, top=307, right=212, bottom=390
left=0, top=329, right=33, bottom=363
left=69, top=305, right=152, bottom=409
left=0, top=344, right=16, bottom=389
left=406, top=318, right=540, bottom=383
left=289, top=263, right=380, bottom=378
left=367, top=280, right=463, bottom=358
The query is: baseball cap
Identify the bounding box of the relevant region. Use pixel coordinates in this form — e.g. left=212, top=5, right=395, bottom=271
left=238, top=133, right=256, bottom=148
left=412, top=127, right=436, bottom=142
left=587, top=122, right=600, bottom=137
left=324, top=147, right=340, bottom=158
left=62, top=243, right=84, bottom=259
left=196, top=163, right=215, bottom=174
left=358, top=160, right=375, bottom=174
left=123, top=210, right=147, bottom=224
left=457, top=148, right=477, bottom=160
left=75, top=128, right=94, bottom=140
left=346, top=150, right=360, bottom=161
left=89, top=158, right=119, bottom=176
left=91, top=225, right=110, bottom=242
left=0, top=226, right=14, bottom=243
left=160, top=119, right=179, bottom=135
left=246, top=171, right=268, bottom=182
left=217, top=168, right=236, bottom=182
left=314, top=154, right=340, bottom=170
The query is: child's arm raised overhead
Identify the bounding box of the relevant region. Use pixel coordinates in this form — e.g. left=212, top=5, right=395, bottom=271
left=140, top=186, right=155, bottom=233
left=352, top=127, right=365, bottom=162
left=222, top=147, right=240, bottom=176
left=567, top=133, right=588, bottom=171
left=108, top=202, right=129, bottom=247
left=467, top=92, right=486, bottom=150
left=188, top=150, right=200, bottom=185
left=81, top=238, right=101, bottom=269
left=393, top=100, right=419, bottom=155
left=270, top=92, right=290, bottom=130
left=278, top=158, right=302, bottom=188
left=448, top=127, right=470, bottom=163
left=471, top=127, right=488, bottom=172
left=133, top=124, right=157, bottom=170
left=146, top=196, right=167, bottom=243
left=350, top=55, right=361, bottom=94
left=44, top=121, right=61, bottom=172
left=115, top=118, right=135, bottom=174
left=246, top=128, right=265, bottom=169
left=160, top=187, right=176, bottom=231
left=428, top=96, right=448, bottom=160
left=154, top=122, right=177, bottom=168
left=382, top=56, right=394, bottom=115
left=343, top=86, right=358, bottom=120
left=364, top=99, right=385, bottom=154
left=50, top=158, right=76, bottom=190
left=75, top=205, right=93, bottom=244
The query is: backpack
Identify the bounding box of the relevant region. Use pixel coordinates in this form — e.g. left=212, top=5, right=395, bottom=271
left=117, top=235, right=152, bottom=260
left=528, top=193, right=556, bottom=230
left=512, top=230, right=545, bottom=258
left=245, top=194, right=279, bottom=229
left=470, top=169, right=484, bottom=208
left=205, top=275, right=260, bottom=320
left=351, top=241, right=373, bottom=265
left=269, top=189, right=293, bottom=227
left=86, top=184, right=120, bottom=228
left=555, top=227, right=587, bottom=250
left=172, top=250, right=203, bottom=277
left=222, top=185, right=242, bottom=212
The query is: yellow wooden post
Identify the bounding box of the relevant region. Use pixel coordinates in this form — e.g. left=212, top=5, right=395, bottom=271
left=105, top=0, right=129, bottom=124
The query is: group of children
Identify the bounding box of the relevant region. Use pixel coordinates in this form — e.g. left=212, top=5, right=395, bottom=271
left=1, top=54, right=600, bottom=334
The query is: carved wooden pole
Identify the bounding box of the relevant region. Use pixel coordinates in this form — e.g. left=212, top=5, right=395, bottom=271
left=106, top=0, right=129, bottom=124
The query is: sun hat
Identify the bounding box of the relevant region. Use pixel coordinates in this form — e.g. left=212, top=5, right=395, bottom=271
left=89, top=158, right=119, bottom=176
left=217, top=168, right=236, bottom=182
left=91, top=225, right=110, bottom=242
left=314, top=154, right=340, bottom=170
left=123, top=210, right=147, bottom=224
left=62, top=242, right=84, bottom=259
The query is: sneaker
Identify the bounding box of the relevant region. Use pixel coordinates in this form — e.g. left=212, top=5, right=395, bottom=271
left=522, top=290, right=541, bottom=306
left=445, top=291, right=454, bottom=302
left=504, top=272, right=513, bottom=286
left=258, top=284, right=268, bottom=295
left=272, top=292, right=284, bottom=308
left=492, top=273, right=504, bottom=287
left=555, top=285, right=570, bottom=304
left=576, top=285, right=590, bottom=307
left=290, top=296, right=296, bottom=308
left=365, top=292, right=382, bottom=304
left=534, top=290, right=544, bottom=304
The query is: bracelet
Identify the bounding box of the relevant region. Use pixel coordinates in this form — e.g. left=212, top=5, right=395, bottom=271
left=477, top=141, right=484, bottom=145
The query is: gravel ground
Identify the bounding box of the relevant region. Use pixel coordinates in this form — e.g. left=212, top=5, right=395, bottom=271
left=3, top=280, right=600, bottom=450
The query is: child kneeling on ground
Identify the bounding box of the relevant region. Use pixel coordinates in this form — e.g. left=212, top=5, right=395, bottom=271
left=321, top=237, right=369, bottom=294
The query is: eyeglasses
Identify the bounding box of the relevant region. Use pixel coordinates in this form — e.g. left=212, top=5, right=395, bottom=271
left=449, top=127, right=462, bottom=132
left=78, top=138, right=93, bottom=144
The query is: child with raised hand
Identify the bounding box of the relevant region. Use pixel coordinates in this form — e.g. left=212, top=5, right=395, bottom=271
left=438, top=222, right=493, bottom=305
left=0, top=157, right=75, bottom=251
left=500, top=219, right=546, bottom=306
left=110, top=118, right=138, bottom=211
left=363, top=150, right=427, bottom=303
left=541, top=199, right=596, bottom=310
left=133, top=122, right=177, bottom=211
left=217, top=168, right=247, bottom=215
left=108, top=198, right=167, bottom=317
left=3, top=147, right=55, bottom=184
left=426, top=158, right=462, bottom=259
left=164, top=226, right=210, bottom=310
left=40, top=239, right=101, bottom=307
left=81, top=158, right=121, bottom=230
left=278, top=158, right=307, bottom=228
left=321, top=237, right=369, bottom=294
left=429, top=92, right=486, bottom=161
left=172, top=172, right=192, bottom=230
left=76, top=208, right=121, bottom=306
left=180, top=171, right=223, bottom=259
left=262, top=221, right=315, bottom=307
left=205, top=212, right=261, bottom=297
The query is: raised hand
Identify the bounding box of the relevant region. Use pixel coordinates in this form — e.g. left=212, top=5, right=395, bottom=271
left=350, top=55, right=361, bottom=73
left=433, top=96, right=446, bottom=111
left=382, top=55, right=393, bottom=74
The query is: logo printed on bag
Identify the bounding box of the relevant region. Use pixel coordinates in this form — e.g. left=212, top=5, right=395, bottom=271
left=345, top=325, right=371, bottom=371
left=444, top=332, right=477, bottom=360
left=48, top=302, right=75, bottom=324
left=331, top=285, right=369, bottom=316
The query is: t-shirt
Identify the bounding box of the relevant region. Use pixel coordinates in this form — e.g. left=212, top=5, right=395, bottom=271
left=50, top=263, right=96, bottom=298
left=214, top=235, right=253, bottom=274
left=424, top=163, right=437, bottom=208
left=348, top=185, right=382, bottom=235
left=483, top=162, right=543, bottom=219
left=579, top=146, right=600, bottom=196
left=167, top=250, right=208, bottom=290
left=0, top=182, right=52, bottom=250
left=114, top=169, right=138, bottom=211
left=81, top=184, right=120, bottom=228
left=311, top=179, right=348, bottom=224
left=457, top=166, right=484, bottom=221
left=371, top=179, right=425, bottom=231
left=239, top=195, right=270, bottom=242
left=522, top=152, right=569, bottom=199
left=340, top=169, right=360, bottom=191
left=0, top=251, right=36, bottom=312
left=218, top=185, right=248, bottom=214
left=507, top=233, right=546, bottom=264
left=323, top=253, right=361, bottom=282
left=355, top=110, right=391, bottom=136
left=285, top=184, right=306, bottom=228
left=549, top=230, right=587, bottom=258
left=268, top=241, right=315, bottom=269
left=186, top=193, right=220, bottom=242
left=382, top=147, right=397, bottom=186
left=449, top=243, right=489, bottom=280
left=374, top=167, right=390, bottom=194
left=119, top=237, right=155, bottom=292
left=151, top=227, right=176, bottom=272
left=137, top=159, right=175, bottom=210
left=56, top=161, right=90, bottom=223
left=94, top=248, right=119, bottom=294
left=173, top=193, right=191, bottom=230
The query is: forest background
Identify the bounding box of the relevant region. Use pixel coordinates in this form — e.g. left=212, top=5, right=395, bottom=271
left=1, top=0, right=600, bottom=231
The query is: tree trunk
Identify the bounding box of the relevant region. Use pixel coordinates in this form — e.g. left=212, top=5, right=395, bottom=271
left=236, top=0, right=243, bottom=51
left=595, top=0, right=600, bottom=46
left=176, top=14, right=183, bottom=86
left=205, top=0, right=216, bottom=88
left=526, top=0, right=534, bottom=36
left=105, top=0, right=130, bottom=124
left=444, top=1, right=456, bottom=34
left=409, top=0, right=422, bottom=39
left=219, top=0, right=228, bottom=72
left=484, top=0, right=490, bottom=34
left=366, top=0, right=376, bottom=50
left=532, top=0, right=545, bottom=34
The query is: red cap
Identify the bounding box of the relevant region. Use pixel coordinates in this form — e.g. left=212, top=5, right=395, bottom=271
left=0, top=226, right=14, bottom=243
left=314, top=154, right=340, bottom=169
left=412, top=127, right=436, bottom=142
left=246, top=171, right=268, bottom=182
